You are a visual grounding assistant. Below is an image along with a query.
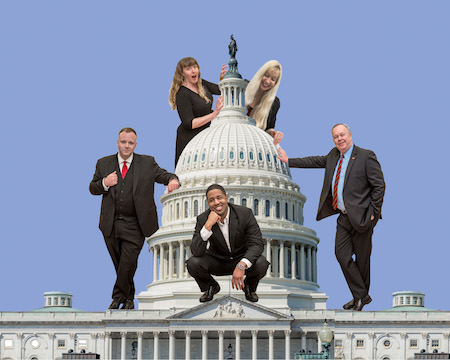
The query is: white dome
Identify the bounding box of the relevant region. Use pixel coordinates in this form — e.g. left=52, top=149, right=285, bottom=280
left=175, top=118, right=291, bottom=179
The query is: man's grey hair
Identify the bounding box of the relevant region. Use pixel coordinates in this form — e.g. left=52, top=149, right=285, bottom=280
left=332, top=123, right=351, bottom=134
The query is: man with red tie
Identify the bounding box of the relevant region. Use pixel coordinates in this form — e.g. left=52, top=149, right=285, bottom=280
left=278, top=124, right=385, bottom=311
left=90, top=127, right=179, bottom=310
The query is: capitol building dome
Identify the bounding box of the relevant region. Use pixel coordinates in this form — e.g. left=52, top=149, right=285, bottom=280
left=137, top=69, right=327, bottom=311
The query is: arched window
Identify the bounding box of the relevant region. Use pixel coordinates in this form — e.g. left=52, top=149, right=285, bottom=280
left=253, top=199, right=259, bottom=216
left=194, top=200, right=199, bottom=216
left=265, top=200, right=270, bottom=217
left=285, top=202, right=289, bottom=220
left=229, top=198, right=234, bottom=204
left=241, top=198, right=247, bottom=207
left=276, top=201, right=280, bottom=219
left=292, top=204, right=295, bottom=222
left=176, top=203, right=180, bottom=219
left=184, top=201, right=188, bottom=218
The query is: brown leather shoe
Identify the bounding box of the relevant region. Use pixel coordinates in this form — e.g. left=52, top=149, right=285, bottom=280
left=243, top=285, right=259, bottom=302
left=121, top=299, right=135, bottom=310
left=343, top=299, right=355, bottom=310
left=108, top=299, right=121, bottom=310
left=199, top=283, right=220, bottom=302
left=354, top=295, right=372, bottom=311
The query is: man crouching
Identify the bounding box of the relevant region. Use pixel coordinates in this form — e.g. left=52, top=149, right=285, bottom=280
left=186, top=184, right=270, bottom=302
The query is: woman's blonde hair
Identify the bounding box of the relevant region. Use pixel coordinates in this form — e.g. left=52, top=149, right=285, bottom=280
left=168, top=57, right=210, bottom=110
left=245, top=60, right=282, bottom=130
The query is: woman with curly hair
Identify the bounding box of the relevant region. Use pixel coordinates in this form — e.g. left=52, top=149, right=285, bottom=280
left=169, top=57, right=226, bottom=167
left=245, top=60, right=283, bottom=145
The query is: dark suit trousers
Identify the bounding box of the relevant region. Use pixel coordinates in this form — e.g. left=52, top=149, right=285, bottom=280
left=186, top=254, right=270, bottom=292
left=103, top=218, right=144, bottom=302
left=335, top=213, right=378, bottom=300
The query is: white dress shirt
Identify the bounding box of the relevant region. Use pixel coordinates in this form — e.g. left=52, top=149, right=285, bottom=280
left=200, top=207, right=252, bottom=269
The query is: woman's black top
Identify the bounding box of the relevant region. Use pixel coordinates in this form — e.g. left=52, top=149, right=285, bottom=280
left=175, top=80, right=220, bottom=166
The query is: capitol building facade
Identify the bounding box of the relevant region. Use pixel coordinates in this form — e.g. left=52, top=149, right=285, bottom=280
left=1, top=69, right=450, bottom=360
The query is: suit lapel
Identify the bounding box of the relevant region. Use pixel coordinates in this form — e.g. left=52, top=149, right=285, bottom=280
left=325, top=150, right=340, bottom=188
left=132, top=154, right=140, bottom=196
left=229, top=206, right=238, bottom=252
left=343, top=146, right=358, bottom=188
left=211, top=222, right=228, bottom=252
left=111, top=155, right=120, bottom=200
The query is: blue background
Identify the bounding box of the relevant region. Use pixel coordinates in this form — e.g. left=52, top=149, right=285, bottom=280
left=1, top=1, right=448, bottom=312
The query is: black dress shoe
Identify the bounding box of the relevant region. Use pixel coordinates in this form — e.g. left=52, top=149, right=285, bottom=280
left=354, top=295, right=372, bottom=311
left=243, top=285, right=259, bottom=302
left=199, top=283, right=220, bottom=302
left=108, top=299, right=121, bottom=310
left=343, top=299, right=355, bottom=310
left=121, top=299, right=135, bottom=309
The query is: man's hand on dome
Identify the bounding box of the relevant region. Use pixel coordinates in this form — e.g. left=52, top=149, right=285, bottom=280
left=167, top=178, right=180, bottom=193
left=205, top=211, right=221, bottom=231
left=277, top=147, right=289, bottom=163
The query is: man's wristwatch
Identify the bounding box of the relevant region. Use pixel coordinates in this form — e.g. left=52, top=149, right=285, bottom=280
left=236, top=263, right=246, bottom=271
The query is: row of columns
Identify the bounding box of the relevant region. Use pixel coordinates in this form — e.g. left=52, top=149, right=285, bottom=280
left=150, top=239, right=317, bottom=283
left=104, top=329, right=294, bottom=360
left=221, top=83, right=245, bottom=108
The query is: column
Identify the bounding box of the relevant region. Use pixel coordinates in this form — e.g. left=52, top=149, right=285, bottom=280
left=306, top=246, right=312, bottom=281
left=169, top=330, right=175, bottom=360
left=312, top=247, right=317, bottom=283
left=153, top=246, right=158, bottom=282
left=91, top=333, right=98, bottom=354
left=159, top=246, right=164, bottom=280
left=201, top=330, right=208, bottom=360
left=48, top=333, right=55, bottom=360
left=153, top=332, right=160, bottom=360
left=179, top=240, right=185, bottom=278
left=137, top=332, right=143, bottom=360
left=301, top=331, right=307, bottom=352
left=300, top=244, right=306, bottom=280
left=235, top=330, right=241, bottom=360
left=444, top=333, right=450, bottom=353
left=120, top=332, right=127, bottom=360
left=268, top=330, right=274, bottom=360
left=69, top=333, right=76, bottom=352
left=317, top=333, right=322, bottom=353
left=421, top=333, right=428, bottom=353
left=273, top=243, right=279, bottom=277
left=168, top=242, right=174, bottom=279
left=346, top=333, right=353, bottom=360
left=16, top=333, right=23, bottom=360
left=218, top=330, right=224, bottom=360
left=266, top=239, right=272, bottom=277
left=399, top=333, right=406, bottom=360
left=279, top=241, right=285, bottom=278
left=98, top=333, right=106, bottom=360
left=185, top=331, right=191, bottom=360
left=251, top=330, right=258, bottom=360
left=284, top=330, right=291, bottom=360
left=291, top=243, right=296, bottom=279
left=103, top=332, right=110, bottom=360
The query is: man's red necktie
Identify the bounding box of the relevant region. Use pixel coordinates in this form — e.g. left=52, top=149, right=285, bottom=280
left=332, top=155, right=344, bottom=210
left=122, top=161, right=128, bottom=179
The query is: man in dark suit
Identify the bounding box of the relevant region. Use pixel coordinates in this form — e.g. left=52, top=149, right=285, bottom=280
left=89, top=127, right=179, bottom=310
left=278, top=124, right=385, bottom=311
left=186, top=184, right=270, bottom=302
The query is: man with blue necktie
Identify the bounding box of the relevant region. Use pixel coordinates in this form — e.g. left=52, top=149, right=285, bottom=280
left=278, top=124, right=385, bottom=311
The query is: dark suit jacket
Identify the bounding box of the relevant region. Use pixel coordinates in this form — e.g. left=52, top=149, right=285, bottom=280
left=89, top=153, right=177, bottom=237
left=190, top=203, right=264, bottom=265
left=289, top=145, right=385, bottom=233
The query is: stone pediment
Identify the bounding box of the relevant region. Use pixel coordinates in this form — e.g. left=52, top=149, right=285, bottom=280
left=167, top=295, right=292, bottom=321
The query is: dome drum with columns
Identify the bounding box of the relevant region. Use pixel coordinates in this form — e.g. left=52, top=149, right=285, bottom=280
left=137, top=61, right=327, bottom=311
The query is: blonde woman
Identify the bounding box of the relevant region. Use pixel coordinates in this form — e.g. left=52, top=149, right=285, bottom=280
left=169, top=57, right=226, bottom=166
left=245, top=60, right=283, bottom=145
